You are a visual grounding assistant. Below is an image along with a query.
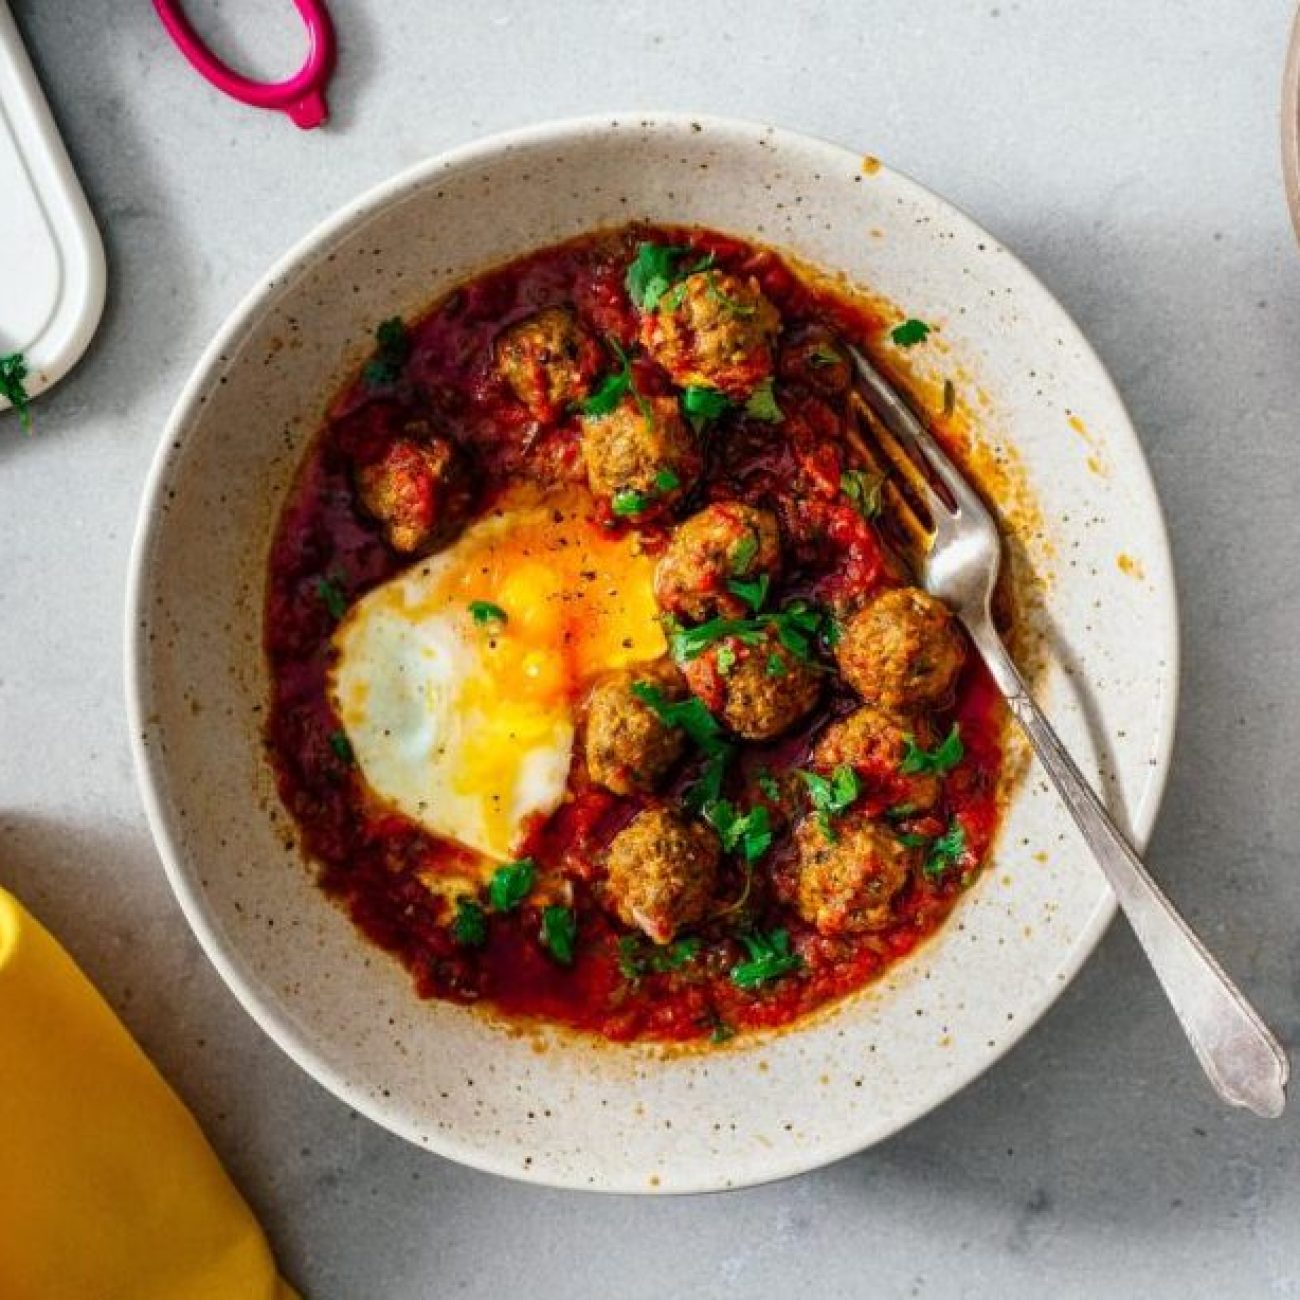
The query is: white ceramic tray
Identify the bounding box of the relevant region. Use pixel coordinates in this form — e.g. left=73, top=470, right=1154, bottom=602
left=0, top=1, right=105, bottom=412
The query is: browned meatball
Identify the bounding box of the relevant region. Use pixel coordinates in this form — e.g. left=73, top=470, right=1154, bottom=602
left=792, top=809, right=920, bottom=936
left=604, top=806, right=721, bottom=944
left=494, top=307, right=603, bottom=423
left=580, top=394, right=701, bottom=516
left=354, top=430, right=474, bottom=555
left=835, top=586, right=966, bottom=709
left=812, top=705, right=941, bottom=813
left=654, top=502, right=781, bottom=622
left=778, top=324, right=852, bottom=397
left=583, top=664, right=687, bottom=795
left=639, top=269, right=780, bottom=401
left=682, top=628, right=821, bottom=741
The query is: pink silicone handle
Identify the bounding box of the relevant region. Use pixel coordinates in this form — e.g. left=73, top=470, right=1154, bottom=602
left=153, top=0, right=336, bottom=130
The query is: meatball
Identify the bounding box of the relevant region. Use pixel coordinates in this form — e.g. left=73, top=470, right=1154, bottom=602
left=354, top=430, right=474, bottom=555
left=812, top=704, right=941, bottom=812
left=655, top=502, right=781, bottom=622
left=580, top=394, right=701, bottom=515
left=604, top=806, right=721, bottom=944
left=778, top=324, right=853, bottom=397
left=835, top=586, right=966, bottom=710
left=583, top=664, right=687, bottom=795
left=494, top=306, right=603, bottom=423
left=792, top=809, right=920, bottom=936
left=639, top=269, right=780, bottom=401
left=682, top=628, right=821, bottom=742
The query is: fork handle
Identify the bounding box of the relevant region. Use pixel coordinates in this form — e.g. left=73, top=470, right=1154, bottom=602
left=967, top=620, right=1289, bottom=1117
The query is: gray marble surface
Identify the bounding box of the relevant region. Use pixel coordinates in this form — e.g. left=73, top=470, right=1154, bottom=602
left=3, top=1, right=1299, bottom=1295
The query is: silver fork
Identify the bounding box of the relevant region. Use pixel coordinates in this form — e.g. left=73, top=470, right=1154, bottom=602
left=848, top=344, right=1289, bottom=1118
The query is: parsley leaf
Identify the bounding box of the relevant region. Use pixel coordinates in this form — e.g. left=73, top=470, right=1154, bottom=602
left=315, top=576, right=349, bottom=621
left=715, top=643, right=737, bottom=676
left=654, top=467, right=681, bottom=492
left=681, top=385, right=730, bottom=432
left=540, top=905, right=577, bottom=964
left=580, top=337, right=637, bottom=418
left=798, top=764, right=862, bottom=839
left=765, top=652, right=787, bottom=677
left=468, top=600, right=508, bottom=627
left=0, top=352, right=33, bottom=430
left=730, top=532, right=759, bottom=575
left=890, top=318, right=932, bottom=348
left=709, top=1020, right=736, bottom=1044
left=611, top=488, right=651, bottom=516
left=727, top=573, right=770, bottom=613
left=923, top=821, right=967, bottom=878
left=488, top=859, right=536, bottom=912
left=618, top=934, right=702, bottom=980
left=730, top=929, right=804, bottom=990
left=363, top=316, right=410, bottom=387
left=631, top=682, right=730, bottom=756
left=744, top=377, right=784, bottom=423
left=328, top=730, right=354, bottom=764
left=626, top=243, right=690, bottom=312
left=669, top=600, right=827, bottom=664
left=704, top=800, right=773, bottom=863
left=899, top=724, right=965, bottom=776
left=841, top=469, right=884, bottom=520
left=756, top=769, right=782, bottom=801
left=451, top=898, right=488, bottom=948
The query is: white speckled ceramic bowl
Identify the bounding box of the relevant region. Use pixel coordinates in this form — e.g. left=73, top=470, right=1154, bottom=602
left=126, top=114, right=1177, bottom=1193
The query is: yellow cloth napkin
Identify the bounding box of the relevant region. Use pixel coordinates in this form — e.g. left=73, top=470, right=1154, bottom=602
left=0, top=887, right=297, bottom=1300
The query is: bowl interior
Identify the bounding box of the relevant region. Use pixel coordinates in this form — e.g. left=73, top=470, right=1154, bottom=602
left=128, top=115, right=1177, bottom=1192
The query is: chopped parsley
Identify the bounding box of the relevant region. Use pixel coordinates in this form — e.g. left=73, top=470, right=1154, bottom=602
left=730, top=928, right=804, bottom=990
left=704, top=800, right=773, bottom=864
left=625, top=243, right=714, bottom=312
left=630, top=681, right=730, bottom=756
left=328, top=730, right=354, bottom=764
left=626, top=243, right=689, bottom=311
left=580, top=337, right=637, bottom=417
left=654, top=467, right=681, bottom=493
left=669, top=599, right=826, bottom=665
left=362, top=316, right=410, bottom=386
left=727, top=572, right=770, bottom=613
left=0, top=352, right=32, bottom=430
left=540, top=905, right=577, bottom=965
left=923, top=821, right=967, bottom=879
left=314, top=576, right=349, bottom=621
left=618, top=934, right=702, bottom=980
left=715, top=643, right=738, bottom=676
left=468, top=600, right=508, bottom=627
left=487, top=858, right=536, bottom=912
left=451, top=898, right=488, bottom=948
left=730, top=532, right=759, bottom=575
left=810, top=343, right=842, bottom=368
left=899, top=724, right=964, bottom=776
left=709, top=1019, right=736, bottom=1045
left=743, top=377, right=784, bottom=423
left=683, top=747, right=734, bottom=814
left=765, top=653, right=788, bottom=678
left=890, top=318, right=932, bottom=348
left=682, top=385, right=730, bottom=432
left=798, top=764, right=862, bottom=839
left=611, top=487, right=652, bottom=516
left=756, top=769, right=782, bottom=801
left=841, top=468, right=885, bottom=520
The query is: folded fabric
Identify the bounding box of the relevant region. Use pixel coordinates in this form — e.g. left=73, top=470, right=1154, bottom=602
left=0, top=886, right=297, bottom=1300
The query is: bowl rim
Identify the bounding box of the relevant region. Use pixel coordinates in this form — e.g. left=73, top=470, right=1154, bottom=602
left=125, top=110, right=1180, bottom=1192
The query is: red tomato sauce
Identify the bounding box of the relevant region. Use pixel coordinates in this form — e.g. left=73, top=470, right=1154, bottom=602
left=264, top=225, right=1008, bottom=1044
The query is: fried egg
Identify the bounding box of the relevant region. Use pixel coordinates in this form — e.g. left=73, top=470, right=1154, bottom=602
left=329, top=484, right=665, bottom=863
